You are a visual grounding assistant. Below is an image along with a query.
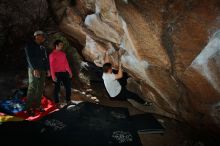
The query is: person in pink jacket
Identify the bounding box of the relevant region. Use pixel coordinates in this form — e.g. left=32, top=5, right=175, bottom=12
left=49, top=40, right=73, bottom=106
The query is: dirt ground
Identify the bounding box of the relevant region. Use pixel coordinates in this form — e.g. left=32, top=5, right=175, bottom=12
left=0, top=72, right=219, bottom=146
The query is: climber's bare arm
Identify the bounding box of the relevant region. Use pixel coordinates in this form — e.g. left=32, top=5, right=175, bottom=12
left=115, top=63, right=123, bottom=80
left=94, top=51, right=110, bottom=67
left=104, top=51, right=110, bottom=63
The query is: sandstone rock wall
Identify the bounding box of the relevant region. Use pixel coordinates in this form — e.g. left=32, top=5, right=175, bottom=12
left=48, top=0, right=220, bottom=134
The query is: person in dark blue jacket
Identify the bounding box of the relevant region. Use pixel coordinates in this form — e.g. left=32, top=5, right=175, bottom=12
left=24, top=30, right=50, bottom=116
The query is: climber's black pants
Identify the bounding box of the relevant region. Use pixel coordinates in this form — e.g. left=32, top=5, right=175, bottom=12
left=112, top=87, right=145, bottom=104
left=54, top=72, right=71, bottom=103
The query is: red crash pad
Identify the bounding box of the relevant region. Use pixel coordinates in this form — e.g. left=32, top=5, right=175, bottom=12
left=15, top=96, right=57, bottom=121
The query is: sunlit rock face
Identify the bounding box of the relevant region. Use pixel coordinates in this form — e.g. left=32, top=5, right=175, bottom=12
left=48, top=0, right=220, bottom=133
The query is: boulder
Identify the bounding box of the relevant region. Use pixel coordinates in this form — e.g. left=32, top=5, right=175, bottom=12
left=48, top=0, right=220, bottom=134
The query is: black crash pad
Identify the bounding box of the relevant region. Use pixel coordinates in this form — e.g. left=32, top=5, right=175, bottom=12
left=39, top=102, right=141, bottom=146
left=0, top=102, right=142, bottom=146
left=0, top=102, right=165, bottom=146
left=130, top=114, right=164, bottom=134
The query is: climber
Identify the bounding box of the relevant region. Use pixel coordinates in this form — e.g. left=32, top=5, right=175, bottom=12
left=102, top=50, right=150, bottom=105
left=24, top=30, right=50, bottom=116
left=49, top=40, right=73, bottom=108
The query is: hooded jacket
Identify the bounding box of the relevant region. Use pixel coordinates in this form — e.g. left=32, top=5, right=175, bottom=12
left=24, top=40, right=49, bottom=71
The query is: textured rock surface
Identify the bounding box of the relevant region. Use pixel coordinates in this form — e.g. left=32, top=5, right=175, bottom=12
left=48, top=0, right=220, bottom=134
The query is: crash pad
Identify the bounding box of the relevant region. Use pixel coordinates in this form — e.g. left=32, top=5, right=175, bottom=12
left=0, top=97, right=26, bottom=114
left=0, top=102, right=142, bottom=146
left=0, top=114, right=24, bottom=122
left=0, top=97, right=57, bottom=121
left=15, top=96, right=57, bottom=121
left=0, top=88, right=29, bottom=115
left=0, top=87, right=57, bottom=121
left=39, top=102, right=142, bottom=146
left=129, top=114, right=164, bottom=134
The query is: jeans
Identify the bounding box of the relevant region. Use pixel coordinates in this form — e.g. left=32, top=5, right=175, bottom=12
left=54, top=72, right=72, bottom=103
left=26, top=68, right=46, bottom=110
left=113, top=87, right=145, bottom=104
